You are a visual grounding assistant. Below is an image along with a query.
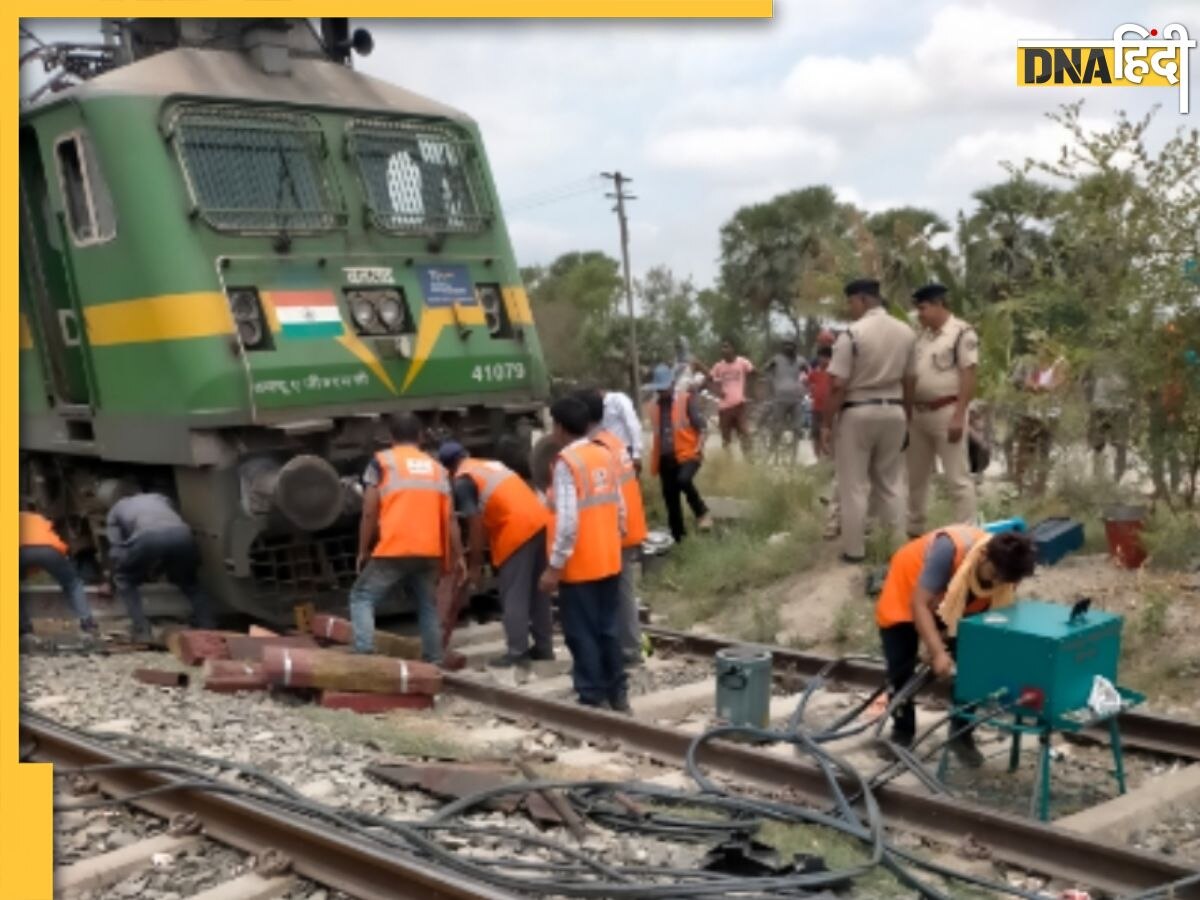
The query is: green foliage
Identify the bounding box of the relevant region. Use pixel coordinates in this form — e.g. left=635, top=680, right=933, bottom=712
left=1141, top=510, right=1200, bottom=571
left=1135, top=588, right=1170, bottom=639
left=643, top=462, right=824, bottom=630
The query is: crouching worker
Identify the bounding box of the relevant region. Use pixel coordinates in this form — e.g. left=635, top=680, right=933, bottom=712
left=106, top=491, right=216, bottom=641
left=438, top=441, right=554, bottom=668
left=875, top=527, right=1037, bottom=766
left=19, top=509, right=96, bottom=635
left=538, top=397, right=630, bottom=712
left=351, top=413, right=464, bottom=663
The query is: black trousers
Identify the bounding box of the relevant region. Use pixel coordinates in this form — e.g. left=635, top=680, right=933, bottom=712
left=879, top=622, right=971, bottom=745
left=658, top=456, right=708, bottom=542
left=114, top=527, right=215, bottom=630
left=559, top=575, right=627, bottom=707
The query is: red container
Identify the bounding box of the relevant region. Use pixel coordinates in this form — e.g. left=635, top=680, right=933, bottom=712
left=1103, top=506, right=1147, bottom=569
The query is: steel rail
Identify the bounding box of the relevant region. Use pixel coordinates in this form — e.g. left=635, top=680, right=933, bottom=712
left=442, top=672, right=1200, bottom=898
left=644, top=625, right=1200, bottom=762
left=22, top=716, right=519, bottom=900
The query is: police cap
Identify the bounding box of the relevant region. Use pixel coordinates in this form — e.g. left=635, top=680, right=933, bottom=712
left=912, top=283, right=949, bottom=304
left=844, top=278, right=881, bottom=298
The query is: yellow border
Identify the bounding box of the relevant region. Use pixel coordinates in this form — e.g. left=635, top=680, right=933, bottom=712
left=9, top=11, right=771, bottom=898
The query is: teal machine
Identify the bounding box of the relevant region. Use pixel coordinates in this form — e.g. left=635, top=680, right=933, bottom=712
left=946, top=599, right=1144, bottom=820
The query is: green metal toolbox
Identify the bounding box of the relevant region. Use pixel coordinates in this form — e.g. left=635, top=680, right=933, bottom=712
left=954, top=600, right=1123, bottom=721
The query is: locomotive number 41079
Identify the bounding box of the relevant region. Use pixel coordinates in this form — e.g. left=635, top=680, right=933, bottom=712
left=471, top=362, right=526, bottom=383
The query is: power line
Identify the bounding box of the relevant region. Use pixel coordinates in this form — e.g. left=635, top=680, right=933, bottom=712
left=503, top=175, right=604, bottom=214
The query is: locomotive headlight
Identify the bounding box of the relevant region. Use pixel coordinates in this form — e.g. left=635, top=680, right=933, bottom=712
left=476, top=283, right=512, bottom=338
left=237, top=318, right=264, bottom=347
left=377, top=296, right=404, bottom=331
left=225, top=287, right=270, bottom=351
left=350, top=295, right=378, bottom=331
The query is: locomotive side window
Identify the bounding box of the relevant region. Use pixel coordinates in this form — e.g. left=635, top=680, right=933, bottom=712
left=171, top=106, right=343, bottom=233
left=54, top=132, right=116, bottom=246
left=348, top=119, right=491, bottom=235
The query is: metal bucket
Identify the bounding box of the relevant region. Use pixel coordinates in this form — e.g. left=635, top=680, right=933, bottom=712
left=715, top=646, right=773, bottom=732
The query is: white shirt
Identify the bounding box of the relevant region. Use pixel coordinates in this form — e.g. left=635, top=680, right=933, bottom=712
left=600, top=391, right=643, bottom=462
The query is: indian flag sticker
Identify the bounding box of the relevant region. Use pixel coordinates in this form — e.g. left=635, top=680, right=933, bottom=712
left=269, top=290, right=344, bottom=340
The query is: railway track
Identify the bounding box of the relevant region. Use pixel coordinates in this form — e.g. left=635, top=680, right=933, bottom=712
left=25, top=715, right=518, bottom=900
left=22, top=613, right=1200, bottom=897
left=642, top=624, right=1200, bottom=763
left=440, top=670, right=1200, bottom=898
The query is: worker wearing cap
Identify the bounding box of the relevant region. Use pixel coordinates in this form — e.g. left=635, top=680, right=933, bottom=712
left=438, top=441, right=553, bottom=669
left=577, top=388, right=650, bottom=667
left=19, top=509, right=96, bottom=636
left=539, top=396, right=629, bottom=712
left=822, top=279, right=916, bottom=563
left=875, top=527, right=1037, bottom=766
left=904, top=283, right=979, bottom=536
left=648, top=363, right=711, bottom=542
left=351, top=412, right=464, bottom=663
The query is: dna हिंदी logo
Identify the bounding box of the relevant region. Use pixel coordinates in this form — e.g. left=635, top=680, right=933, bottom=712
left=1016, top=23, right=1196, bottom=113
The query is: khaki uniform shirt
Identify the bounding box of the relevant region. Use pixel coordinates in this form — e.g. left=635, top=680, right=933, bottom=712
left=908, top=314, right=978, bottom=403
left=828, top=307, right=916, bottom=403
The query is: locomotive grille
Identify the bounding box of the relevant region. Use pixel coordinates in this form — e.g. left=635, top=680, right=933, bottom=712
left=172, top=105, right=345, bottom=233
left=348, top=118, right=490, bottom=235
left=247, top=526, right=358, bottom=601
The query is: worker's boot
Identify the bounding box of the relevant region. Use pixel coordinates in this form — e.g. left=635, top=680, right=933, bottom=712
left=947, top=732, right=985, bottom=769
left=487, top=652, right=531, bottom=670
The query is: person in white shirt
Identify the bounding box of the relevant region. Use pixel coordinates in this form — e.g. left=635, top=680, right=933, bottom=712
left=600, top=390, right=643, bottom=473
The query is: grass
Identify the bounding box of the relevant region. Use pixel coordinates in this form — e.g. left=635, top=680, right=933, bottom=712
left=296, top=706, right=467, bottom=760
left=1135, top=588, right=1170, bottom=639
left=642, top=458, right=825, bottom=638
left=828, top=600, right=878, bottom=655
left=1141, top=509, right=1200, bottom=571
left=756, top=821, right=902, bottom=897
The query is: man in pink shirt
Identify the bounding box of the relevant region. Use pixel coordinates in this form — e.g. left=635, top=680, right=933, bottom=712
left=709, top=339, right=755, bottom=456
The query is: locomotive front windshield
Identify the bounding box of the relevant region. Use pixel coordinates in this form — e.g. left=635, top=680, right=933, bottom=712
left=347, top=118, right=491, bottom=235
left=173, top=106, right=343, bottom=233
left=171, top=104, right=491, bottom=237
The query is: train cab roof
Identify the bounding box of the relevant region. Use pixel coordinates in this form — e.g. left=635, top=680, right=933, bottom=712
left=22, top=45, right=472, bottom=124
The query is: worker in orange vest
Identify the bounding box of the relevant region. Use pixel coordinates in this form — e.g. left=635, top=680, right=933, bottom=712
left=351, top=413, right=464, bottom=662
left=438, top=441, right=554, bottom=669
left=19, top=509, right=96, bottom=635
left=577, top=388, right=649, bottom=667
left=875, top=527, right=1036, bottom=766
left=538, top=397, right=629, bottom=711
left=648, top=363, right=711, bottom=542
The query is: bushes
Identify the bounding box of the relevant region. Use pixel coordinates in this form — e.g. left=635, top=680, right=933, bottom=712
left=1142, top=511, right=1200, bottom=572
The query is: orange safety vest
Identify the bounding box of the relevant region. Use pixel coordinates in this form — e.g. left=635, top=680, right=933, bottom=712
left=555, top=441, right=623, bottom=584
left=19, top=512, right=67, bottom=555
left=373, top=445, right=451, bottom=568
left=593, top=430, right=648, bottom=549
left=876, top=525, right=992, bottom=629
left=650, top=393, right=701, bottom=475
left=456, top=458, right=549, bottom=568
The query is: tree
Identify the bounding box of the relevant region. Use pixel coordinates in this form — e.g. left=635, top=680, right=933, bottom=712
left=718, top=186, right=860, bottom=337
left=527, top=252, right=623, bottom=385
left=863, top=207, right=953, bottom=305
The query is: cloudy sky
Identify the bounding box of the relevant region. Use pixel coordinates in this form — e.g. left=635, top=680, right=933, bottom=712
left=22, top=4, right=1197, bottom=286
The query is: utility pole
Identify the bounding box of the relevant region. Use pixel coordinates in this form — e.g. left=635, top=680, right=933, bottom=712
left=602, top=171, right=641, bottom=400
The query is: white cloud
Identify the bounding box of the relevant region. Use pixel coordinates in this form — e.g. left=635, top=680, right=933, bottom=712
left=931, top=116, right=1112, bottom=187
left=646, top=125, right=837, bottom=175
left=784, top=56, right=929, bottom=122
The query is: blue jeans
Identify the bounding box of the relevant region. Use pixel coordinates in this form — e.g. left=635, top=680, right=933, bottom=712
left=559, top=575, right=627, bottom=707
left=19, top=545, right=93, bottom=632
left=113, top=527, right=215, bottom=632
left=349, top=557, right=441, bottom=662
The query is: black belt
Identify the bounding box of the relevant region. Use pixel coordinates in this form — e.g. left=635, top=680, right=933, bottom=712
left=842, top=399, right=904, bottom=410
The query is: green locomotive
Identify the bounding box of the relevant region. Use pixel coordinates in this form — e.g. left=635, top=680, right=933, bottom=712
left=19, top=18, right=548, bottom=623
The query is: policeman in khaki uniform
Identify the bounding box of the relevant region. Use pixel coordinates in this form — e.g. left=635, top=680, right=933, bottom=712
left=822, top=279, right=916, bottom=563
left=904, top=283, right=979, bottom=536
